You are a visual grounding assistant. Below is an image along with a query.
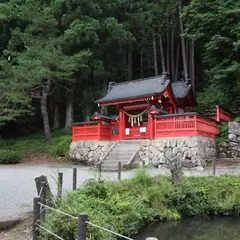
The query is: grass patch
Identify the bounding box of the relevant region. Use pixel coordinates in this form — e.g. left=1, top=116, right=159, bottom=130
left=0, top=129, right=72, bottom=163
left=41, top=170, right=240, bottom=240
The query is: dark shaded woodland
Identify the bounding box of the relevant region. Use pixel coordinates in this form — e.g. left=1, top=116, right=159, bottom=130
left=0, top=0, right=239, bottom=140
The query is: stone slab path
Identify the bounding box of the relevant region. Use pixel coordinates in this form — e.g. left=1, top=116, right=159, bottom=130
left=1, top=163, right=240, bottom=222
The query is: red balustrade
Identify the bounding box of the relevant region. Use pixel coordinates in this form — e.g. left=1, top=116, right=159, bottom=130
left=216, top=105, right=234, bottom=122
left=72, top=113, right=220, bottom=141
left=155, top=114, right=219, bottom=139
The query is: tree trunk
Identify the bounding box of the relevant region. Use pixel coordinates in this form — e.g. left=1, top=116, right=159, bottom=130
left=128, top=51, right=133, bottom=81
left=53, top=104, right=60, bottom=129
left=65, top=99, right=73, bottom=129
left=166, top=32, right=170, bottom=72
left=171, top=28, right=175, bottom=80
left=186, top=39, right=189, bottom=71
left=178, top=1, right=188, bottom=80
left=41, top=79, right=51, bottom=142
left=175, top=44, right=180, bottom=81
left=153, top=36, right=158, bottom=76
left=159, top=35, right=166, bottom=73
left=191, top=39, right=195, bottom=93
left=140, top=50, right=143, bottom=78
left=84, top=108, right=90, bottom=122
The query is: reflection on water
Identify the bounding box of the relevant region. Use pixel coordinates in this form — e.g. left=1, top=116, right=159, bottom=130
left=134, top=216, right=240, bottom=240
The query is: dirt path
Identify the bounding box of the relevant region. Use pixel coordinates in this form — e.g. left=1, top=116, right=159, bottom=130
left=0, top=214, right=32, bottom=240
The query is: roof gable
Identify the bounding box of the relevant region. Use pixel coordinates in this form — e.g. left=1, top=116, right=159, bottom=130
left=171, top=81, right=192, bottom=99
left=96, top=76, right=170, bottom=104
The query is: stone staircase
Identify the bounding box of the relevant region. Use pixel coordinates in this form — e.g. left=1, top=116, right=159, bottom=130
left=100, top=141, right=140, bottom=171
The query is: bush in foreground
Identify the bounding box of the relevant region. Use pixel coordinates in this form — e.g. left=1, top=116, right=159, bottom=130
left=0, top=150, right=20, bottom=164
left=42, top=171, right=240, bottom=240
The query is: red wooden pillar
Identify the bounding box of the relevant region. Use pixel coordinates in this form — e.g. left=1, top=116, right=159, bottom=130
left=119, top=109, right=124, bottom=140
left=216, top=105, right=220, bottom=122
left=194, top=114, right=197, bottom=135
left=148, top=113, right=154, bottom=139
left=97, top=121, right=101, bottom=140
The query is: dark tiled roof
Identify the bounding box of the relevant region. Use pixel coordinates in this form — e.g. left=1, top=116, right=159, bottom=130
left=96, top=76, right=170, bottom=103
left=91, top=112, right=118, bottom=121
left=171, top=81, right=192, bottom=99
left=146, top=105, right=168, bottom=114
left=96, top=75, right=193, bottom=104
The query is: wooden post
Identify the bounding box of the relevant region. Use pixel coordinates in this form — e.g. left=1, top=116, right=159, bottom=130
left=212, top=158, right=216, bottom=176
left=73, top=168, right=77, bottom=190
left=40, top=182, right=46, bottom=221
left=142, top=160, right=145, bottom=168
left=58, top=172, right=63, bottom=198
left=33, top=197, right=41, bottom=240
left=118, top=162, right=121, bottom=181
left=98, top=163, right=102, bottom=178
left=77, top=214, right=88, bottom=240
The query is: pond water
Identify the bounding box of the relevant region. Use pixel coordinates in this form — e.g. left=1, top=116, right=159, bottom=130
left=133, top=216, right=240, bottom=240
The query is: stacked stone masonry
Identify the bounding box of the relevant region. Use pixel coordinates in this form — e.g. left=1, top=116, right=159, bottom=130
left=228, top=122, right=240, bottom=158
left=69, top=137, right=217, bottom=169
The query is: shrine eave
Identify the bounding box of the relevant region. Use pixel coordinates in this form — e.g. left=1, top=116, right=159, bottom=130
left=97, top=95, right=160, bottom=107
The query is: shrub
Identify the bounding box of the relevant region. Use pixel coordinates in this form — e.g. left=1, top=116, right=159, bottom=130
left=216, top=123, right=228, bottom=145
left=0, top=150, right=20, bottom=164
left=41, top=175, right=240, bottom=240
left=51, top=135, right=71, bottom=158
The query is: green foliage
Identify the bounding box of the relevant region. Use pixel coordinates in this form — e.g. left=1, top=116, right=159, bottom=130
left=0, top=149, right=20, bottom=164
left=216, top=123, right=228, bottom=144
left=0, top=129, right=71, bottom=162
left=184, top=0, right=240, bottom=113
left=42, top=173, right=240, bottom=240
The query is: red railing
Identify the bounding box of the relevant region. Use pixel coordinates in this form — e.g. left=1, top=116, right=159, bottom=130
left=154, top=113, right=219, bottom=139
left=72, top=122, right=99, bottom=141
left=216, top=105, right=234, bottom=122
left=72, top=121, right=121, bottom=141
left=72, top=113, right=220, bottom=141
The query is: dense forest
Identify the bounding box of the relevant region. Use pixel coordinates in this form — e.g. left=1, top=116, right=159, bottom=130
left=0, top=0, right=239, bottom=140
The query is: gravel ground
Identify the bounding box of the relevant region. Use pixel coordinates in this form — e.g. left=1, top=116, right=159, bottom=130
left=1, top=162, right=240, bottom=222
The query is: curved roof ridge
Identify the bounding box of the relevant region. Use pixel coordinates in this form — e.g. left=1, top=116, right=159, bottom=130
left=113, top=75, right=166, bottom=86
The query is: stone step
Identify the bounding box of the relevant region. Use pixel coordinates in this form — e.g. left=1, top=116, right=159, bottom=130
left=108, top=152, right=135, bottom=157
left=112, top=146, right=138, bottom=151
left=102, top=158, right=129, bottom=164
left=105, top=156, right=129, bottom=161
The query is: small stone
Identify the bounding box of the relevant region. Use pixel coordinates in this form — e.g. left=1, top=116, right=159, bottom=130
left=170, top=139, right=177, bottom=148
left=90, top=142, right=99, bottom=151
left=229, top=133, right=237, bottom=142
left=152, top=157, right=159, bottom=167
left=88, top=151, right=94, bottom=158
left=76, top=152, right=81, bottom=160
left=177, top=139, right=185, bottom=148
left=172, top=147, right=179, bottom=155
left=165, top=151, right=174, bottom=161
left=138, top=151, right=144, bottom=156
left=159, top=156, right=166, bottom=164
left=140, top=155, right=150, bottom=165
left=81, top=148, right=89, bottom=157
left=149, top=146, right=158, bottom=154
left=179, top=147, right=189, bottom=153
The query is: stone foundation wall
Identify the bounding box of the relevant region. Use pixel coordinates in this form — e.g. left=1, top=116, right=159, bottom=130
left=69, top=140, right=112, bottom=165
left=69, top=137, right=217, bottom=168
left=137, top=137, right=216, bottom=169
left=228, top=122, right=240, bottom=158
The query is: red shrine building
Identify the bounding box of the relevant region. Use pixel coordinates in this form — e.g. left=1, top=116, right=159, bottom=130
left=72, top=75, right=233, bottom=141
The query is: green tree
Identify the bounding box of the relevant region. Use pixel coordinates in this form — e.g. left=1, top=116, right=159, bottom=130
left=183, top=0, right=240, bottom=113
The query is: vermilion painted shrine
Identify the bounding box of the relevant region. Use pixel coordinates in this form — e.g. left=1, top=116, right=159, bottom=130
left=72, top=75, right=233, bottom=141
